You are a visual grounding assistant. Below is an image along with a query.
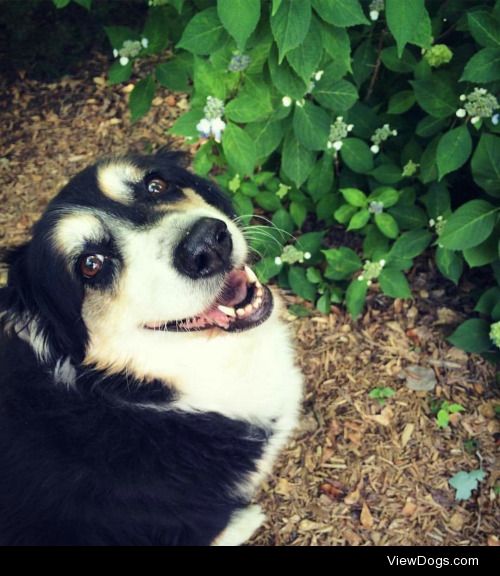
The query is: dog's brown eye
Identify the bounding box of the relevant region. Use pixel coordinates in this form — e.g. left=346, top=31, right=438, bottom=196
left=79, top=254, right=105, bottom=278
left=147, top=177, right=168, bottom=195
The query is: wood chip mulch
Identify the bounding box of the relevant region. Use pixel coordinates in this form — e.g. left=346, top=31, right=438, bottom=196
left=0, top=55, right=498, bottom=547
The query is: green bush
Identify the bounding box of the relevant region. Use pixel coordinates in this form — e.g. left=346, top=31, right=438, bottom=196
left=55, top=0, right=500, bottom=362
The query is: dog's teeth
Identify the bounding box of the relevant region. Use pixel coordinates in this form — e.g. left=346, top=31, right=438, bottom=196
left=236, top=308, right=246, bottom=317
left=254, top=298, right=262, bottom=309
left=244, top=265, right=258, bottom=284
left=244, top=304, right=253, bottom=315
left=217, top=305, right=236, bottom=317
left=256, top=287, right=263, bottom=298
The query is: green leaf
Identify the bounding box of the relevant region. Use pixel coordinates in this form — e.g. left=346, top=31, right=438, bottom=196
left=320, top=23, right=351, bottom=74
left=421, top=181, right=451, bottom=219
left=388, top=206, right=427, bottom=231
left=348, top=208, right=371, bottom=231
left=435, top=247, right=463, bottom=285
left=386, top=0, right=428, bottom=56
left=192, top=56, right=227, bottom=102
left=53, top=0, right=70, bottom=7
left=288, top=266, right=316, bottom=301
left=217, top=0, right=260, bottom=49
left=316, top=293, right=331, bottom=314
left=468, top=11, right=500, bottom=48
left=290, top=202, right=307, bottom=228
left=105, top=26, right=137, bottom=50
left=415, top=116, right=448, bottom=138
left=345, top=279, right=368, bottom=319
left=374, top=213, right=399, bottom=239
left=169, top=108, right=204, bottom=139
left=306, top=267, right=323, bottom=284
left=271, top=0, right=311, bottom=63
left=232, top=193, right=254, bottom=225
left=449, top=469, right=486, bottom=501
left=449, top=319, right=492, bottom=353
left=380, top=46, right=417, bottom=73
left=156, top=58, right=191, bottom=92
left=388, top=90, right=416, bottom=114
left=268, top=44, right=308, bottom=99
left=255, top=191, right=281, bottom=212
left=307, top=153, right=334, bottom=201
left=471, top=134, right=500, bottom=197
left=385, top=0, right=431, bottom=57
left=437, top=409, right=450, bottom=428
left=313, top=78, right=358, bottom=112
left=177, top=8, right=225, bottom=55
left=254, top=256, right=281, bottom=283
left=323, top=247, right=362, bottom=280
left=475, top=287, right=500, bottom=315
left=440, top=200, right=498, bottom=251
left=245, top=119, right=284, bottom=161
left=129, top=75, right=155, bottom=122
left=74, top=0, right=91, bottom=8
left=296, top=231, right=325, bottom=255
left=108, top=60, right=132, bottom=85
left=287, top=17, right=323, bottom=83
left=193, top=141, right=214, bottom=176
left=341, top=187, right=367, bottom=208
left=369, top=187, right=399, bottom=208
left=293, top=102, right=330, bottom=151
left=334, top=204, right=357, bottom=224
left=388, top=229, right=433, bottom=262
left=340, top=139, right=373, bottom=174
left=226, top=77, right=273, bottom=123
left=351, top=40, right=377, bottom=88
left=288, top=303, right=312, bottom=317
left=363, top=225, right=389, bottom=259
left=411, top=75, right=457, bottom=118
left=273, top=209, right=295, bottom=235
left=222, top=122, right=257, bottom=176
left=312, top=0, right=368, bottom=27
left=370, top=164, right=403, bottom=185
left=436, top=126, right=472, bottom=181
left=464, top=233, right=499, bottom=268
left=379, top=269, right=412, bottom=299
left=419, top=135, right=439, bottom=184
left=281, top=132, right=315, bottom=187
left=143, top=6, right=170, bottom=54
left=460, top=48, right=500, bottom=83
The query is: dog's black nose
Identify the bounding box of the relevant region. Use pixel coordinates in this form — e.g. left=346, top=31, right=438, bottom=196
left=174, top=217, right=233, bottom=279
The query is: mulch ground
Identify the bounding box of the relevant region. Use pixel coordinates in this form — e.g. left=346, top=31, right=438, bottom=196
left=0, top=55, right=498, bottom=547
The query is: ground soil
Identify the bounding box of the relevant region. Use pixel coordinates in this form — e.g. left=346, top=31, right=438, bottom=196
left=0, top=55, right=498, bottom=547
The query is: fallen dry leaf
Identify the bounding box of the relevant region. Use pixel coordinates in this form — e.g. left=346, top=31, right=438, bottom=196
left=361, top=502, right=374, bottom=529
left=449, top=512, right=465, bottom=531
left=401, top=423, right=415, bottom=448
left=402, top=498, right=417, bottom=517
left=487, top=535, right=500, bottom=546
left=344, top=528, right=362, bottom=546
left=368, top=406, right=394, bottom=427
left=319, top=480, right=345, bottom=501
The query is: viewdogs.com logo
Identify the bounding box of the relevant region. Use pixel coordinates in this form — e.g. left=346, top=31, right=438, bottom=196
left=387, top=556, right=478, bottom=568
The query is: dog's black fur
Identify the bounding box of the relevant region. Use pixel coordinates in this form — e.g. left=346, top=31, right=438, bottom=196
left=0, top=152, right=271, bottom=546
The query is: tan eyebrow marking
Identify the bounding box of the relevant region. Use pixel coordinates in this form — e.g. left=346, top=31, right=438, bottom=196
left=52, top=212, right=104, bottom=256
left=97, top=161, right=144, bottom=204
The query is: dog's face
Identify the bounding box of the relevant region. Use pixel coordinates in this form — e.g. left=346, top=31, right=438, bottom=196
left=2, top=151, right=274, bottom=375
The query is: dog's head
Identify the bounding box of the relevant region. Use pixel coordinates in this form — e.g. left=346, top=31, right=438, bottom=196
left=1, top=151, right=273, bottom=373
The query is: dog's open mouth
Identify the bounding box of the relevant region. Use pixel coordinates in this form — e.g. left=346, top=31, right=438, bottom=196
left=144, top=266, right=273, bottom=333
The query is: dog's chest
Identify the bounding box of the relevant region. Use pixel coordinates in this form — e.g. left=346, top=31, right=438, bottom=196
left=169, top=315, right=302, bottom=427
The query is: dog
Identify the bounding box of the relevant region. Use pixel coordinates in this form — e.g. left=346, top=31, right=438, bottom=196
left=0, top=150, right=302, bottom=546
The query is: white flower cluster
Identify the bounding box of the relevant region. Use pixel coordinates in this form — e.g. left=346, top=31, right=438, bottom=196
left=274, top=245, right=311, bottom=266
left=369, top=200, right=384, bottom=214
left=429, top=215, right=446, bottom=236
left=370, top=124, right=397, bottom=154
left=228, top=53, right=251, bottom=72
left=327, top=116, right=354, bottom=151
left=113, top=38, right=148, bottom=67
left=456, top=88, right=499, bottom=125
left=369, top=0, right=384, bottom=21
left=358, top=259, right=386, bottom=286
left=282, top=71, right=324, bottom=108
left=196, top=96, right=226, bottom=143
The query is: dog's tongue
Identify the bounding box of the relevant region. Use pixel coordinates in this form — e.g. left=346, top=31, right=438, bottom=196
left=215, top=269, right=248, bottom=307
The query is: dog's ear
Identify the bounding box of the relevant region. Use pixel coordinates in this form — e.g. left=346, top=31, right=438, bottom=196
left=154, top=147, right=190, bottom=167
left=2, top=241, right=87, bottom=363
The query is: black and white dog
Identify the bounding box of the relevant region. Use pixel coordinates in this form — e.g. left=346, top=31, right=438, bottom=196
left=0, top=151, right=302, bottom=546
